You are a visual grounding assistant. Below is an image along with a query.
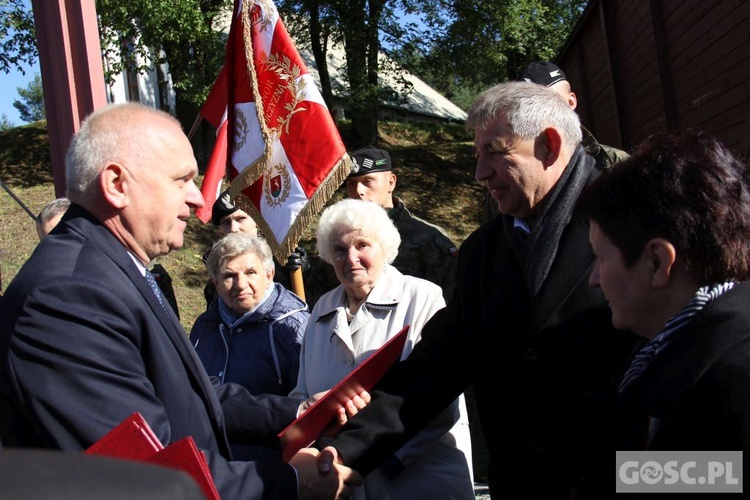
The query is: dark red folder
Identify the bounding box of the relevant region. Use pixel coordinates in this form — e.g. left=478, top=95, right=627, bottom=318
left=85, top=412, right=220, bottom=500
left=278, top=324, right=410, bottom=462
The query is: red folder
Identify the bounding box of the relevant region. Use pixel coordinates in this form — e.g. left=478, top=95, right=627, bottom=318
left=85, top=412, right=220, bottom=500
left=278, top=324, right=410, bottom=462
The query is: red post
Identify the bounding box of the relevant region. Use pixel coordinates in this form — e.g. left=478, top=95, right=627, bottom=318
left=31, top=0, right=107, bottom=197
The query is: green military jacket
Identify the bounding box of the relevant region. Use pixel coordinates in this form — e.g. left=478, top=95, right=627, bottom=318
left=388, top=197, right=459, bottom=301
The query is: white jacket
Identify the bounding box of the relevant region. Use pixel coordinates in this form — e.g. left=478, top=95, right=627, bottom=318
left=290, top=265, right=474, bottom=499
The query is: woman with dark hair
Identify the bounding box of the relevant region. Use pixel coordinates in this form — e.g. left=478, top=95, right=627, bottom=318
left=577, top=129, right=750, bottom=457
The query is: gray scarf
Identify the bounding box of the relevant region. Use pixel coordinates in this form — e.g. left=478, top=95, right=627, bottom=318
left=504, top=144, right=594, bottom=297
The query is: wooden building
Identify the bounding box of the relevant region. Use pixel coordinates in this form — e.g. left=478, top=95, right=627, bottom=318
left=556, top=0, right=750, bottom=159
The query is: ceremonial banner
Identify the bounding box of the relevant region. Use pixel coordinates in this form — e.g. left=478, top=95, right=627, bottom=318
left=224, top=0, right=350, bottom=262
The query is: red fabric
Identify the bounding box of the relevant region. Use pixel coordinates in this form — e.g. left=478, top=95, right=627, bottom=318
left=221, top=0, right=348, bottom=260
left=194, top=119, right=228, bottom=223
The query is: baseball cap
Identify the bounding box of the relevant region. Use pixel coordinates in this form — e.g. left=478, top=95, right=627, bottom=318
left=211, top=189, right=239, bottom=226
left=520, top=61, right=567, bottom=87
left=348, top=146, right=392, bottom=178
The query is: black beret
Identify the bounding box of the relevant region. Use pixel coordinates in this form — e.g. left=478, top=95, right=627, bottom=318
left=348, top=146, right=392, bottom=178
left=211, top=190, right=239, bottom=226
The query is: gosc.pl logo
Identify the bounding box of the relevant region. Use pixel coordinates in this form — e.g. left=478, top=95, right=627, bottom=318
left=616, top=451, right=742, bottom=493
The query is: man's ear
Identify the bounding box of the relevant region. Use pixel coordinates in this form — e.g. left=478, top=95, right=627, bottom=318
left=540, top=128, right=563, bottom=165
left=387, top=172, right=397, bottom=193
left=646, top=238, right=677, bottom=288
left=100, top=163, right=130, bottom=209
left=567, top=91, right=578, bottom=110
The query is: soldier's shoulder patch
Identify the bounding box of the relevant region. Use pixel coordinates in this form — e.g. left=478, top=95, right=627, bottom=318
left=449, top=246, right=459, bottom=257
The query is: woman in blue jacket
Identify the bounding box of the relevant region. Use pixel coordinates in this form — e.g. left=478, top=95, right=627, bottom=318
left=191, top=232, right=309, bottom=459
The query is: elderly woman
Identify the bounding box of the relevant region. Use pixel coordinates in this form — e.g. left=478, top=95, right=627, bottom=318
left=290, top=198, right=474, bottom=499
left=191, top=232, right=309, bottom=460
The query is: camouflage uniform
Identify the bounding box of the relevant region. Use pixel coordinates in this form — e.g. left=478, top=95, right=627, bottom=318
left=580, top=126, right=629, bottom=171
left=388, top=197, right=459, bottom=301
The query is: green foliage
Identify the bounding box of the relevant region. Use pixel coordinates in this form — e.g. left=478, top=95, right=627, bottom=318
left=409, top=0, right=587, bottom=96
left=12, top=72, right=44, bottom=123
left=96, top=0, right=231, bottom=117
left=0, top=0, right=37, bottom=74
left=278, top=0, right=586, bottom=135
left=0, top=0, right=586, bottom=134
left=0, top=113, right=15, bottom=131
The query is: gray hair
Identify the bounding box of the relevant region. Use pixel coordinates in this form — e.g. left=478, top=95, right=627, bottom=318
left=316, top=199, right=400, bottom=264
left=36, top=197, right=71, bottom=233
left=206, top=232, right=275, bottom=280
left=65, top=103, right=180, bottom=202
left=466, top=81, right=582, bottom=150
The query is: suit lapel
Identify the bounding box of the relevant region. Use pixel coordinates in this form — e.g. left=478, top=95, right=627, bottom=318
left=67, top=206, right=229, bottom=452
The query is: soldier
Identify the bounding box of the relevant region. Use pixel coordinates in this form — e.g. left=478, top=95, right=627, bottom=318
left=345, top=146, right=459, bottom=301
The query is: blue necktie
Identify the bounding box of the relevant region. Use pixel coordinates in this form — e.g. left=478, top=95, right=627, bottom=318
left=144, top=270, right=165, bottom=308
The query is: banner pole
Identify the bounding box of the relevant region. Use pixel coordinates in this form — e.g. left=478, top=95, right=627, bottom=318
left=0, top=177, right=37, bottom=221
left=187, top=113, right=203, bottom=141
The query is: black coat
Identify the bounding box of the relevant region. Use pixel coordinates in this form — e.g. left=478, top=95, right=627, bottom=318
left=614, top=282, right=750, bottom=499
left=616, top=282, right=750, bottom=451
left=330, top=156, right=641, bottom=499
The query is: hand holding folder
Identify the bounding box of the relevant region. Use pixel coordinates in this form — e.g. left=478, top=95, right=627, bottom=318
left=278, top=325, right=410, bottom=462
left=85, top=412, right=220, bottom=500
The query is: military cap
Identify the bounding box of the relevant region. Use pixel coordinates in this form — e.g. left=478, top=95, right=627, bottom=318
left=348, top=146, right=392, bottom=178
left=211, top=189, right=239, bottom=226
left=520, top=61, right=567, bottom=87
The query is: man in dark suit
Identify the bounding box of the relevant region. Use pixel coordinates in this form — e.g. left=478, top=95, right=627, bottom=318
left=0, top=103, right=362, bottom=499
left=318, top=82, right=641, bottom=498
left=578, top=129, right=750, bottom=497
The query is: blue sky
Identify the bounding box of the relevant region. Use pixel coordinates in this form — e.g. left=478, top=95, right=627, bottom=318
left=1, top=0, right=38, bottom=125
left=1, top=59, right=39, bottom=125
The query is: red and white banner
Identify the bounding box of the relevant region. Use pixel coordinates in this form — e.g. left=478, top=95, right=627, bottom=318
left=218, top=0, right=350, bottom=262
left=195, top=66, right=229, bottom=224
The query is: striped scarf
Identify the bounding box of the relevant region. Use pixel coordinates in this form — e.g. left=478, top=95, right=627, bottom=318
left=618, top=281, right=736, bottom=393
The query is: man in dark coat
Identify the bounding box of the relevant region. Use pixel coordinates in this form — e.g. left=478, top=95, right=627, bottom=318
left=0, top=102, right=361, bottom=500
left=318, top=82, right=641, bottom=499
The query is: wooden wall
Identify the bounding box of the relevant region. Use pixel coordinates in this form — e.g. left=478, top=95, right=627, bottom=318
left=556, top=0, right=750, bottom=160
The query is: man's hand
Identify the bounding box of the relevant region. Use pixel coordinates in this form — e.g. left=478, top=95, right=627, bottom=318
left=283, top=247, right=309, bottom=273
left=322, top=390, right=370, bottom=438
left=291, top=447, right=361, bottom=500
left=317, top=445, right=343, bottom=474
left=297, top=389, right=371, bottom=419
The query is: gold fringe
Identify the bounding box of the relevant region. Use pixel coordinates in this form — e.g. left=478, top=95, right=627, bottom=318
left=228, top=0, right=352, bottom=264
left=230, top=0, right=273, bottom=196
